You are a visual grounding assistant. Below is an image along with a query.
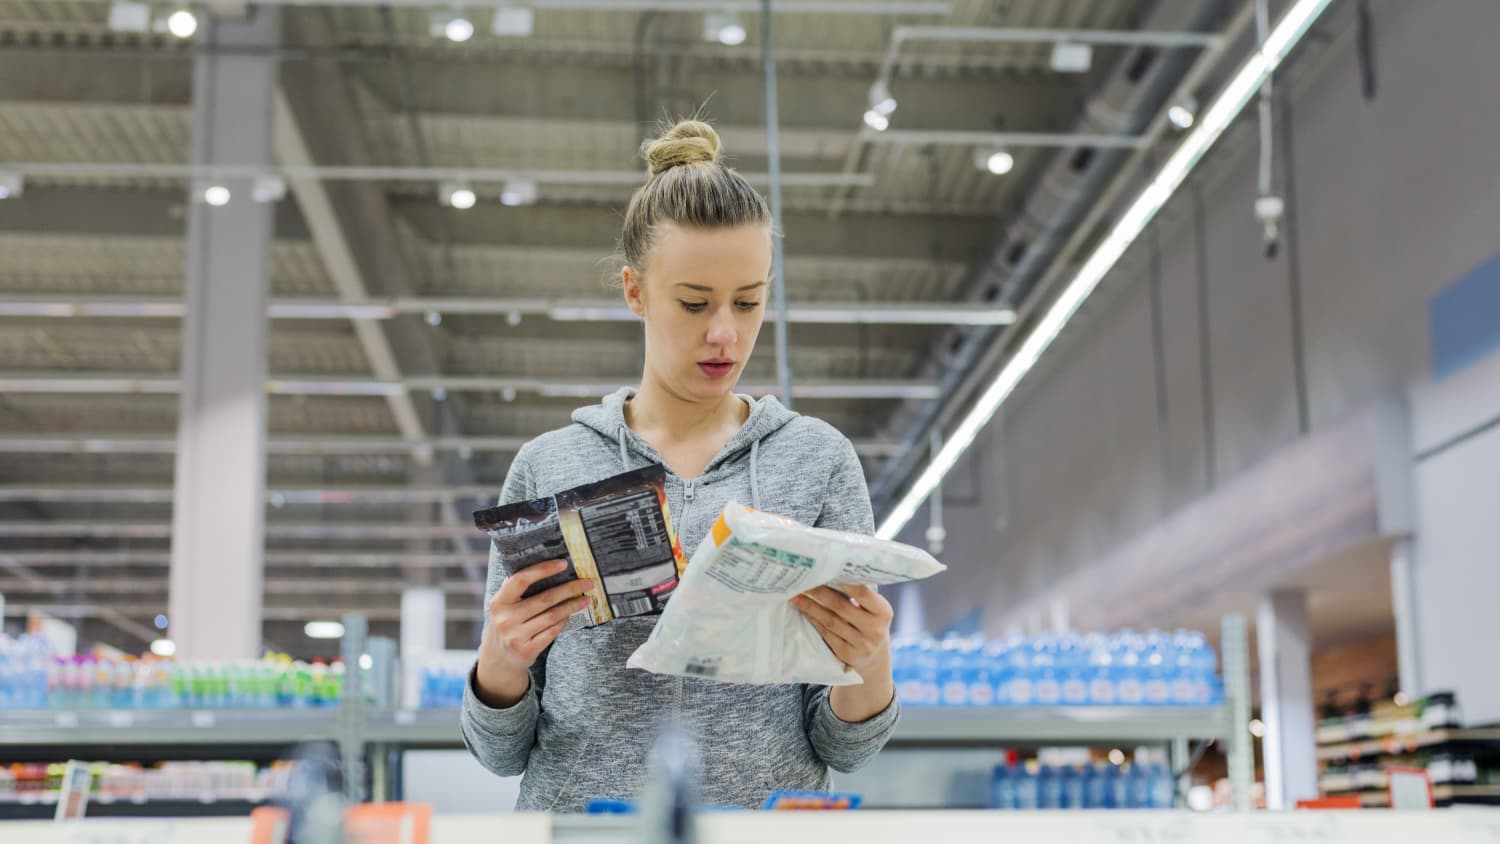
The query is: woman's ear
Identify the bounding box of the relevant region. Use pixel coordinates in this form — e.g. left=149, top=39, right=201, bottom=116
left=623, top=266, right=647, bottom=319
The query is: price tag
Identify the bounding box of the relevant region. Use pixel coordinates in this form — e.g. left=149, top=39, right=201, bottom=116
left=394, top=710, right=418, bottom=725
left=106, top=712, right=134, bottom=728
left=191, top=711, right=216, bottom=728
left=53, top=712, right=79, bottom=728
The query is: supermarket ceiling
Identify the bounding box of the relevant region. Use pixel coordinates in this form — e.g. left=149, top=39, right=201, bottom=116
left=0, top=0, right=1305, bottom=650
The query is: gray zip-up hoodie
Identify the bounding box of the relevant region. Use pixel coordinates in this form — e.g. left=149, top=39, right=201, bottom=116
left=460, top=387, right=901, bottom=811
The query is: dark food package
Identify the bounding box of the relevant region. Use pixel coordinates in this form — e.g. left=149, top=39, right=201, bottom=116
left=473, top=464, right=689, bottom=625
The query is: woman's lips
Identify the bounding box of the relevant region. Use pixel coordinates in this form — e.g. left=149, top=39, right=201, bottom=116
left=698, top=361, right=734, bottom=378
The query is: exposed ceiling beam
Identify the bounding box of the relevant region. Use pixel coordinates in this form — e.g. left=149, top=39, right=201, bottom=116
left=0, top=296, right=1015, bottom=326
left=5, top=161, right=875, bottom=189
left=0, top=485, right=494, bottom=504
left=0, top=577, right=485, bottom=596
left=0, top=187, right=1001, bottom=261
left=0, top=558, right=160, bottom=644
left=3, top=603, right=483, bottom=624
left=2, top=550, right=483, bottom=568
left=860, top=130, right=1147, bottom=149
left=0, top=372, right=939, bottom=400
left=199, top=0, right=951, bottom=11
left=0, top=521, right=481, bottom=540
left=0, top=434, right=905, bottom=457
left=272, top=87, right=430, bottom=460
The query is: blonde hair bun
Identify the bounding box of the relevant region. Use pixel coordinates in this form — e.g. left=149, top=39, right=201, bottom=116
left=641, top=120, right=723, bottom=177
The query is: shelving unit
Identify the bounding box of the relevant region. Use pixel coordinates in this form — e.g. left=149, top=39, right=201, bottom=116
left=1316, top=728, right=1500, bottom=762
left=0, top=708, right=339, bottom=749
left=1315, top=703, right=1500, bottom=809
left=0, top=615, right=1256, bottom=814
left=1320, top=784, right=1500, bottom=808
left=0, top=794, right=267, bottom=820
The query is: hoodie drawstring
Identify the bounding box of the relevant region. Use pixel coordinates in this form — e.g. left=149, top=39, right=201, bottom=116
left=749, top=439, right=761, bottom=510
left=619, top=426, right=629, bottom=471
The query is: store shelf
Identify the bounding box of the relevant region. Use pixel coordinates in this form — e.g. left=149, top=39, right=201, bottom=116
left=1316, top=717, right=1425, bottom=745
left=1329, top=784, right=1500, bottom=808
left=889, top=706, right=1231, bottom=745
left=362, top=705, right=1232, bottom=749
left=1316, top=727, right=1500, bottom=762
left=0, top=709, right=339, bottom=748
left=0, top=792, right=267, bottom=820
left=365, top=708, right=461, bottom=744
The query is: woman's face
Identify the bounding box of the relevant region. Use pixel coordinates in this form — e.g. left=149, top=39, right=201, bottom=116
left=623, top=223, right=772, bottom=403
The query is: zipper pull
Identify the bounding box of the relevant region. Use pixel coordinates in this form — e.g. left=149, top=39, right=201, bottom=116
left=684, top=481, right=695, bottom=502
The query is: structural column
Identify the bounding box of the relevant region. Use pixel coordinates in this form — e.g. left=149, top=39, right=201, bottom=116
left=1256, top=590, right=1318, bottom=809
left=168, top=8, right=279, bottom=659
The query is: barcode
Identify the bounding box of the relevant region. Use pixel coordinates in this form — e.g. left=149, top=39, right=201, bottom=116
left=611, top=596, right=654, bottom=617
left=685, top=660, right=719, bottom=678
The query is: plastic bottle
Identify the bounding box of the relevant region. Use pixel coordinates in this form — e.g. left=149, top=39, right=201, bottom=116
left=1193, top=633, right=1222, bottom=705
left=326, top=660, right=345, bottom=707
left=1142, top=631, right=1171, bottom=706
left=1113, top=633, right=1144, bottom=706
left=939, top=635, right=968, bottom=706
left=915, top=637, right=940, bottom=706
left=1084, top=762, right=1110, bottom=809
left=113, top=659, right=134, bottom=709
left=1169, top=630, right=1196, bottom=706
left=989, top=763, right=1014, bottom=809
left=1061, top=764, right=1085, bottom=809
left=261, top=660, right=279, bottom=709
left=964, top=636, right=995, bottom=707
left=1014, top=762, right=1039, bottom=810
left=76, top=657, right=97, bottom=709
left=1006, top=635, right=1036, bottom=706
left=1037, top=764, right=1061, bottom=809
left=1085, top=634, right=1116, bottom=706
left=1059, top=633, right=1088, bottom=706
left=1128, top=761, right=1151, bottom=809
left=988, top=638, right=1010, bottom=706
left=1148, top=762, right=1175, bottom=809
left=1033, top=636, right=1061, bottom=706
left=1110, top=763, right=1133, bottom=809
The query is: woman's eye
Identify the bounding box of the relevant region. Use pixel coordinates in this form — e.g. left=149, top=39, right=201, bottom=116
left=679, top=301, right=708, bottom=313
left=736, top=301, right=762, bottom=312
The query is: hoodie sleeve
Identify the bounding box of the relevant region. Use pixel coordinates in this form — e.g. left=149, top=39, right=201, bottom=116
left=461, top=447, right=548, bottom=778
left=802, top=435, right=901, bottom=773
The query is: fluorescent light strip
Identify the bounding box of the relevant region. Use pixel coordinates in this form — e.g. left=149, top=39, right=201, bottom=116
left=875, top=0, right=1334, bottom=540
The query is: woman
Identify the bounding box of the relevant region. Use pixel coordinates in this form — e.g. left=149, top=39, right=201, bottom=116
left=461, top=120, right=900, bottom=811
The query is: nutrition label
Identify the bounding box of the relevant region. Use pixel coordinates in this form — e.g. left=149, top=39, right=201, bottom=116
left=578, top=487, right=674, bottom=577
left=705, top=538, right=816, bottom=594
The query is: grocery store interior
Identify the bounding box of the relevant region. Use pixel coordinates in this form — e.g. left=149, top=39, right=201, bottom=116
left=2, top=0, right=1499, bottom=840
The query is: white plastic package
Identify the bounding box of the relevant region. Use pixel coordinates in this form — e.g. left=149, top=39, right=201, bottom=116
left=627, top=502, right=946, bottom=685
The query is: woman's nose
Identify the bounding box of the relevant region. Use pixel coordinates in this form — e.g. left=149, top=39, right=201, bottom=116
left=706, top=307, right=739, bottom=347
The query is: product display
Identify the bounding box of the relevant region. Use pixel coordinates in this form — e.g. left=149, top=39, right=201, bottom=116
left=893, top=629, right=1222, bottom=708
left=418, top=665, right=466, bottom=709
left=0, top=760, right=292, bottom=803
left=629, top=502, right=946, bottom=685
left=990, top=761, right=1176, bottom=810
left=1315, top=690, right=1500, bottom=807
left=0, top=634, right=344, bottom=711
left=474, top=464, right=689, bottom=625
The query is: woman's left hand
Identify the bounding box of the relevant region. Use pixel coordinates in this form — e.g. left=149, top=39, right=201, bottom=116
left=791, top=584, right=893, bottom=678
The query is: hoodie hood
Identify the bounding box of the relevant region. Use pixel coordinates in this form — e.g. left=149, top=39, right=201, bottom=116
left=571, top=387, right=799, bottom=507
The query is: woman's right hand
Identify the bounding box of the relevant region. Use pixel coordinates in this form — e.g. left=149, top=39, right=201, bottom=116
left=473, top=560, right=594, bottom=709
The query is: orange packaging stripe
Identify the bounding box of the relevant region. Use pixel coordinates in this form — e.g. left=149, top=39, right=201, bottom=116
left=712, top=512, right=733, bottom=547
